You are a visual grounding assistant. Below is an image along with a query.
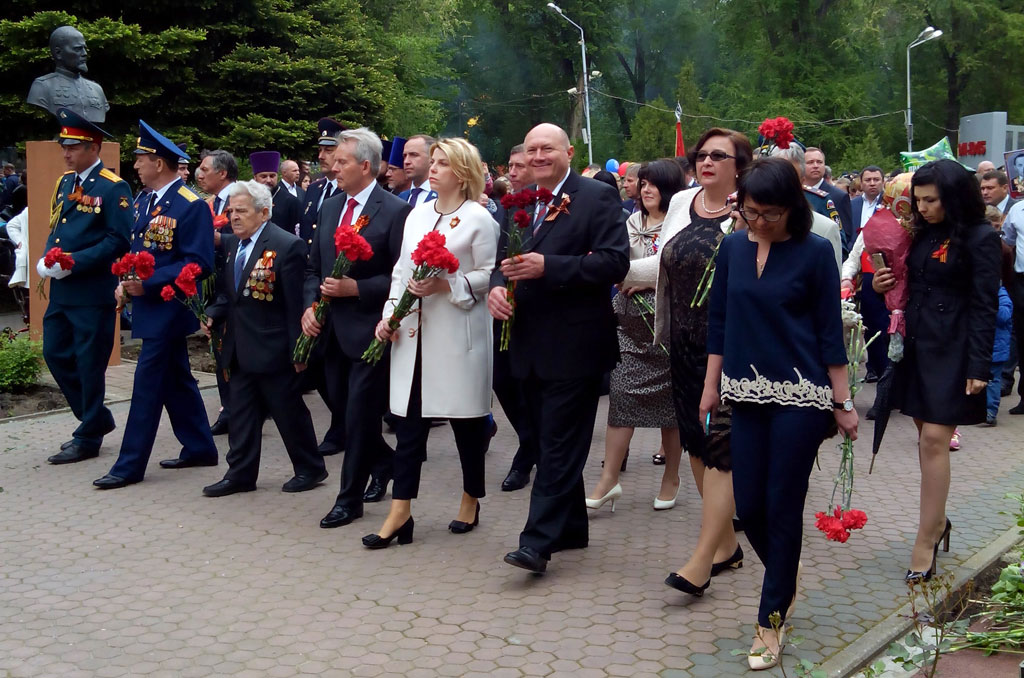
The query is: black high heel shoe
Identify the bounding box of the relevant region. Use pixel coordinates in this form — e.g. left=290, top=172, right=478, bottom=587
left=449, top=503, right=480, bottom=534
left=362, top=516, right=414, bottom=549
left=710, top=545, right=744, bottom=577
left=937, top=518, right=952, bottom=553
left=664, top=573, right=710, bottom=597
left=905, top=541, right=938, bottom=583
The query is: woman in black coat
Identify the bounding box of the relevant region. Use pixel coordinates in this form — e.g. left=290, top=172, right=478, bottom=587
left=873, top=159, right=1001, bottom=583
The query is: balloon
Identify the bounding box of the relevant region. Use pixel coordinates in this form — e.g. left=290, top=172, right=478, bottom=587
left=899, top=137, right=965, bottom=171
left=617, top=162, right=629, bottom=177
left=605, top=158, right=619, bottom=173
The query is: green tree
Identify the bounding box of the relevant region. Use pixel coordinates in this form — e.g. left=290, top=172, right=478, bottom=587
left=624, top=97, right=674, bottom=161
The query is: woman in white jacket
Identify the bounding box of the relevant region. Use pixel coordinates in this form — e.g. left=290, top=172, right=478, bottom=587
left=363, top=138, right=497, bottom=549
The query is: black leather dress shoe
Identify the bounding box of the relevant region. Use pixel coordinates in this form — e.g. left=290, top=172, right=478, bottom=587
left=202, top=479, right=256, bottom=497
left=282, top=470, right=329, bottom=493
left=864, top=371, right=879, bottom=383
left=93, top=474, right=138, bottom=489
left=60, top=439, right=76, bottom=450
left=48, top=443, right=99, bottom=465
left=504, top=546, right=547, bottom=573
left=320, top=505, right=363, bottom=528
left=159, top=457, right=218, bottom=469
left=1010, top=402, right=1024, bottom=415
left=317, top=440, right=344, bottom=456
left=210, top=416, right=229, bottom=436
left=363, top=475, right=391, bottom=503
left=501, top=469, right=530, bottom=492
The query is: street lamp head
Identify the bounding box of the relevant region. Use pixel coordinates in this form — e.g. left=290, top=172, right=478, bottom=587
left=547, top=3, right=563, bottom=14
left=916, top=26, right=936, bottom=40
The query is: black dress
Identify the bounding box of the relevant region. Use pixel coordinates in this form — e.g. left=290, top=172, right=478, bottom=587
left=894, top=221, right=1001, bottom=425
left=662, top=204, right=732, bottom=471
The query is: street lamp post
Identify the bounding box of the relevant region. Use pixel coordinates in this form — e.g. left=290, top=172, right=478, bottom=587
left=906, top=26, right=943, bottom=152
left=547, top=3, right=594, bottom=166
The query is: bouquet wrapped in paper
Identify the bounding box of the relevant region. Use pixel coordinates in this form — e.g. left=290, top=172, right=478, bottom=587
left=362, top=230, right=459, bottom=364
left=861, top=172, right=914, bottom=360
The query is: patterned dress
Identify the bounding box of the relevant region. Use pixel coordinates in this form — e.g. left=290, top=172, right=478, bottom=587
left=662, top=204, right=732, bottom=471
left=608, top=215, right=677, bottom=428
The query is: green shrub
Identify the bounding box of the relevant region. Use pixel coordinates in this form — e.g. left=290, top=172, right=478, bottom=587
left=0, top=335, right=43, bottom=393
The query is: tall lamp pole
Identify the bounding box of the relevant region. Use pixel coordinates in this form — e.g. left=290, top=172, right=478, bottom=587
left=906, top=26, right=943, bottom=152
left=547, top=3, right=593, bottom=166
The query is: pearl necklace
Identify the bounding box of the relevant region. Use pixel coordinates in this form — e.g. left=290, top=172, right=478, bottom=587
left=700, top=190, right=729, bottom=214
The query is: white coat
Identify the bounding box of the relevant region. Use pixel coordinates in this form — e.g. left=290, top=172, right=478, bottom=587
left=6, top=207, right=28, bottom=288
left=385, top=199, right=497, bottom=418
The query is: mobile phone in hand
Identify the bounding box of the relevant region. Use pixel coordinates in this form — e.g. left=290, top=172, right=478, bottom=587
left=870, top=252, right=888, bottom=270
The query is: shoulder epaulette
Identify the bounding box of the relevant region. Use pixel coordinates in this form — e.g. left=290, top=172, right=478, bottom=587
left=98, top=168, right=122, bottom=183
left=62, top=170, right=75, bottom=176
left=804, top=186, right=828, bottom=198
left=178, top=185, right=200, bottom=202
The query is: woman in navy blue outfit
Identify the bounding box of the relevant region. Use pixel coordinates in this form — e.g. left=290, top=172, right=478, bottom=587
left=702, top=158, right=858, bottom=670
left=872, top=160, right=1000, bottom=584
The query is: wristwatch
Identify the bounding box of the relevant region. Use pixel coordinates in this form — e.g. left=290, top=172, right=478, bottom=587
left=834, top=398, right=854, bottom=412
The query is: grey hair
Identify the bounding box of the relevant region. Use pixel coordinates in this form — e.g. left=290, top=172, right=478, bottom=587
left=336, top=127, right=382, bottom=175
left=229, top=180, right=273, bottom=220
left=201, top=149, right=239, bottom=181
left=770, top=144, right=805, bottom=172
left=625, top=163, right=641, bottom=176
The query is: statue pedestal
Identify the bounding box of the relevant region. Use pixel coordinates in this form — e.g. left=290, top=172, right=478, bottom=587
left=26, top=141, right=121, bottom=366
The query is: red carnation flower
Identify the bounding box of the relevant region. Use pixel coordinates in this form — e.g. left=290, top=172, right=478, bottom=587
left=160, top=285, right=176, bottom=301
left=43, top=247, right=74, bottom=271
left=841, top=508, right=868, bottom=530
left=334, top=225, right=374, bottom=262
left=174, top=262, right=203, bottom=298
left=500, top=193, right=517, bottom=210
left=133, top=251, right=156, bottom=280
left=535, top=187, right=554, bottom=204
left=513, top=210, right=531, bottom=229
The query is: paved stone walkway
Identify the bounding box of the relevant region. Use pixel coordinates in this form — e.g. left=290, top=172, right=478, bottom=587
left=2, top=369, right=1023, bottom=678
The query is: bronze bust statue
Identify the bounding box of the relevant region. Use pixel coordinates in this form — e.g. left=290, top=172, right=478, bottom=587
left=26, top=26, right=109, bottom=122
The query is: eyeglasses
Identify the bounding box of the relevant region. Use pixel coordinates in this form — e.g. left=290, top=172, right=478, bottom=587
left=738, top=207, right=786, bottom=223
left=695, top=150, right=736, bottom=163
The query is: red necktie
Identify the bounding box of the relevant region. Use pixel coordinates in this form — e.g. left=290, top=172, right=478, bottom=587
left=336, top=197, right=358, bottom=255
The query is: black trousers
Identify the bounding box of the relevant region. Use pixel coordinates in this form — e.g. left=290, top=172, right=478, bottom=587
left=492, top=321, right=537, bottom=473
left=518, top=373, right=603, bottom=559
left=326, top=346, right=392, bottom=510
left=859, top=273, right=890, bottom=376
left=42, top=303, right=116, bottom=450
left=730, top=402, right=831, bottom=628
left=300, top=333, right=347, bottom=449
left=392, top=353, right=489, bottom=500
left=224, top=365, right=325, bottom=485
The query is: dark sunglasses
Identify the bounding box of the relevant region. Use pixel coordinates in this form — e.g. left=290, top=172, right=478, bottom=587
left=695, top=150, right=736, bottom=162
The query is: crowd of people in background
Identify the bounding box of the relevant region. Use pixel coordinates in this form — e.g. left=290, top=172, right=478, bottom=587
left=2, top=108, right=1017, bottom=670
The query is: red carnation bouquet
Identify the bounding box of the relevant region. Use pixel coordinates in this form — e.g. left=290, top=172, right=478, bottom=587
left=362, top=230, right=459, bottom=364
left=294, top=224, right=374, bottom=363
left=757, top=116, right=795, bottom=152
left=36, top=247, right=75, bottom=298
left=112, top=252, right=156, bottom=311
left=160, top=262, right=217, bottom=356
left=497, top=186, right=553, bottom=350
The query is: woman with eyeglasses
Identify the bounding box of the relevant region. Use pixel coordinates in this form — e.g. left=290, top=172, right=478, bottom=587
left=703, top=157, right=856, bottom=670
left=642, top=129, right=752, bottom=596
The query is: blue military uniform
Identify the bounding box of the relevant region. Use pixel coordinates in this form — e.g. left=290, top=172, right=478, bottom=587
left=804, top=185, right=848, bottom=254
left=96, top=121, right=218, bottom=488
left=42, top=108, right=132, bottom=465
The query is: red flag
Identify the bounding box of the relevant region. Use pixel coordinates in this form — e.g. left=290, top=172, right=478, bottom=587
left=674, top=102, right=685, bottom=156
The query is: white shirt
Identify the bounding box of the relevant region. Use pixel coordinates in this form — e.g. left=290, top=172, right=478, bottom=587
left=859, top=193, right=881, bottom=231
left=340, top=180, right=377, bottom=226
left=809, top=178, right=825, bottom=191
left=236, top=221, right=268, bottom=269
left=213, top=182, right=235, bottom=215
left=534, top=169, right=571, bottom=223
left=77, top=158, right=102, bottom=185
left=408, top=179, right=434, bottom=206
left=281, top=180, right=298, bottom=197
left=1002, top=201, right=1024, bottom=273
left=997, top=194, right=1010, bottom=214
left=316, top=178, right=338, bottom=212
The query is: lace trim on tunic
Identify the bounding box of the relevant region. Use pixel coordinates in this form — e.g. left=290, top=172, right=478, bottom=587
left=721, top=366, right=833, bottom=411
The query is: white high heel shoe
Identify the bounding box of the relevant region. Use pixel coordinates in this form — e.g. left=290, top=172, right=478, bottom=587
left=585, top=483, right=622, bottom=512
left=747, top=625, right=784, bottom=671
left=653, top=487, right=679, bottom=510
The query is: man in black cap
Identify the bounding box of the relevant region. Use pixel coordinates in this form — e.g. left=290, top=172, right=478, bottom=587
left=40, top=107, right=132, bottom=465
left=93, top=120, right=218, bottom=489
left=298, top=117, right=346, bottom=250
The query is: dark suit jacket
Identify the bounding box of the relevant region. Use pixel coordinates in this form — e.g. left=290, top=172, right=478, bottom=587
left=46, top=162, right=132, bottom=307
left=207, top=224, right=307, bottom=374
left=850, top=195, right=884, bottom=234
left=271, top=185, right=302, bottom=236
left=130, top=179, right=215, bottom=339
left=823, top=180, right=854, bottom=245
left=303, top=183, right=412, bottom=359
left=490, top=172, right=630, bottom=381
